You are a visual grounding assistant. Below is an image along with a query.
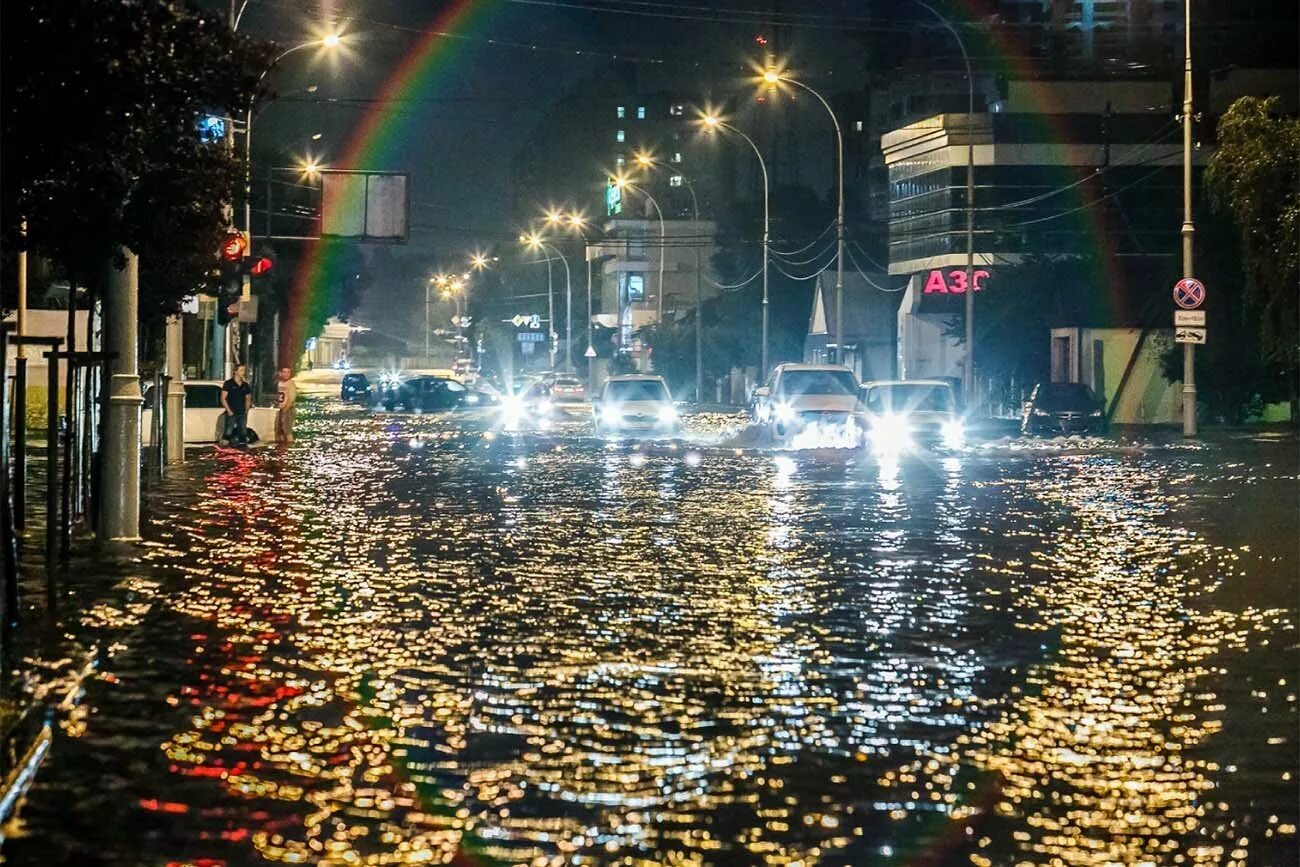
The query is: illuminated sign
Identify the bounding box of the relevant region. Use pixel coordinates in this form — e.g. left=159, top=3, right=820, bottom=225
left=605, top=180, right=622, bottom=217
left=922, top=269, right=989, bottom=294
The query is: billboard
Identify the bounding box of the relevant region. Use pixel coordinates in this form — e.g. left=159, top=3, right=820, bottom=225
left=320, top=171, right=409, bottom=243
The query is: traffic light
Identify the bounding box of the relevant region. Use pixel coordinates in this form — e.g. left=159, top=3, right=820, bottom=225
left=216, top=258, right=242, bottom=326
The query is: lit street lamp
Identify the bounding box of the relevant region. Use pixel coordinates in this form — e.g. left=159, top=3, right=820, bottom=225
left=520, top=230, right=572, bottom=371
left=611, top=174, right=666, bottom=356
left=760, top=67, right=846, bottom=369
left=701, top=112, right=770, bottom=379
left=635, top=151, right=704, bottom=401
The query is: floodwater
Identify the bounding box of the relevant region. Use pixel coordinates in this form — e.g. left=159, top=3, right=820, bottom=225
left=3, top=402, right=1296, bottom=866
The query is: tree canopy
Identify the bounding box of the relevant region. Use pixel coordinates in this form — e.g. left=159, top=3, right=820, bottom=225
left=1, top=0, right=273, bottom=320
left=1204, top=96, right=1300, bottom=375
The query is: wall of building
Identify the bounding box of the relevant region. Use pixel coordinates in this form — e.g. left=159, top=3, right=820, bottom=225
left=1051, top=326, right=1181, bottom=423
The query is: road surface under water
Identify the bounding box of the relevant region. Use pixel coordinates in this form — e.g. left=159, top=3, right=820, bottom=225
left=4, top=402, right=1296, bottom=866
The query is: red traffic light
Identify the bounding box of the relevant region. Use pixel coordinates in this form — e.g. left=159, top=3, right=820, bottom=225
left=249, top=256, right=273, bottom=276
left=220, top=232, right=247, bottom=260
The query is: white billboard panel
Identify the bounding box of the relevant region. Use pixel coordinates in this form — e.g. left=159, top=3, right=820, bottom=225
left=320, top=171, right=409, bottom=243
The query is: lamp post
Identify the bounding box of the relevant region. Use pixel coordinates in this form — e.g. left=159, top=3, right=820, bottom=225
left=521, top=231, right=572, bottom=372
left=762, top=69, right=846, bottom=369
left=635, top=152, right=704, bottom=401
left=611, top=175, right=666, bottom=370
left=703, top=114, right=770, bottom=379
left=1180, top=0, right=1197, bottom=437
left=427, top=272, right=449, bottom=366
left=910, top=0, right=976, bottom=406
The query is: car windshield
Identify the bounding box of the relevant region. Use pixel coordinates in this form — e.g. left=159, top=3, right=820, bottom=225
left=605, top=380, right=669, bottom=402
left=864, top=384, right=956, bottom=414
left=343, top=374, right=368, bottom=386
left=553, top=378, right=582, bottom=389
left=1037, top=383, right=1097, bottom=410
left=776, top=369, right=858, bottom=399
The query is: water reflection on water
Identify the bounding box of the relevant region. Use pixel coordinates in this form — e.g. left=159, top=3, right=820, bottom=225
left=4, top=406, right=1295, bottom=866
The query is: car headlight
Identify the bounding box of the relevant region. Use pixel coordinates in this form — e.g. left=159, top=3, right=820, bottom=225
left=869, top=414, right=911, bottom=454
left=658, top=405, right=678, bottom=424
left=941, top=419, right=965, bottom=448
left=773, top=402, right=796, bottom=424
left=599, top=406, right=622, bottom=425
left=1033, top=408, right=1050, bottom=417
left=500, top=395, right=527, bottom=424
left=465, top=393, right=480, bottom=405
left=1089, top=409, right=1103, bottom=418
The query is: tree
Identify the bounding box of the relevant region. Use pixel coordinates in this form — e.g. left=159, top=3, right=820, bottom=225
left=1, top=0, right=273, bottom=320
left=1204, top=96, right=1300, bottom=417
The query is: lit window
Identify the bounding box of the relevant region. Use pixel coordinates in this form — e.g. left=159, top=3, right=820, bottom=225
left=637, top=106, right=646, bottom=119
left=669, top=175, right=684, bottom=187
left=672, top=152, right=683, bottom=163
left=615, top=156, right=626, bottom=167
left=616, top=129, right=625, bottom=142
left=670, top=104, right=685, bottom=116
left=854, top=120, right=864, bottom=132
left=617, top=105, right=626, bottom=118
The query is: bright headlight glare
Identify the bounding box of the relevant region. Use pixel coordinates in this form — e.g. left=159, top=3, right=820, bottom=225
left=773, top=402, right=796, bottom=423
left=869, top=414, right=911, bottom=454
left=600, top=406, right=622, bottom=425
left=465, top=393, right=480, bottom=405
left=658, top=405, right=678, bottom=423
left=942, top=419, right=965, bottom=448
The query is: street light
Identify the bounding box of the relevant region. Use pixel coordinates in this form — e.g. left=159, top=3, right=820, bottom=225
left=245, top=34, right=345, bottom=253
left=521, top=229, right=572, bottom=371
left=701, top=112, right=771, bottom=380
left=635, top=150, right=705, bottom=402
left=611, top=173, right=666, bottom=365
left=759, top=66, right=847, bottom=370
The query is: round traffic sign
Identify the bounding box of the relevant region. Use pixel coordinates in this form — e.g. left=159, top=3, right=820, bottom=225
left=1173, top=277, right=1206, bottom=309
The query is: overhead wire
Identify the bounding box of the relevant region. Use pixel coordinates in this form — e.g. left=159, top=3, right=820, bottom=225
left=706, top=265, right=763, bottom=290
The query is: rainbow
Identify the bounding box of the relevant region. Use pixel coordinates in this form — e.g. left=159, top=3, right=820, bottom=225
left=284, top=0, right=493, bottom=365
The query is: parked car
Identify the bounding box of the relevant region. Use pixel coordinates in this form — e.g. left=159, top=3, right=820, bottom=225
left=593, top=375, right=680, bottom=436
left=1021, top=382, right=1106, bottom=436
left=382, top=375, right=471, bottom=412
left=341, top=372, right=372, bottom=404
left=141, top=381, right=277, bottom=445
left=754, top=363, right=861, bottom=444
left=549, top=374, right=587, bottom=403
left=859, top=379, right=965, bottom=453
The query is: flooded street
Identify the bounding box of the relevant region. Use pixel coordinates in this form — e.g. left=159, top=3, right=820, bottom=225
left=4, top=402, right=1296, bottom=866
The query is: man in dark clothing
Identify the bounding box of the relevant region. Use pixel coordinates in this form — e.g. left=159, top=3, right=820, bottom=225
left=221, top=364, right=253, bottom=445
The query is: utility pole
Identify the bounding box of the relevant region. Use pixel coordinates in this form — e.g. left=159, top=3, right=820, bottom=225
left=101, top=250, right=142, bottom=540
left=1180, top=0, right=1197, bottom=437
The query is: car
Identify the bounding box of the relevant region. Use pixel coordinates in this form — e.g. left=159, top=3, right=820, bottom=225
left=593, top=374, right=680, bottom=436
left=859, top=379, right=965, bottom=453
left=549, top=374, right=587, bottom=403
left=754, top=363, right=862, bottom=444
left=381, top=375, right=471, bottom=412
left=1021, top=382, right=1106, bottom=436
left=341, top=372, right=372, bottom=404
left=141, top=381, right=277, bottom=445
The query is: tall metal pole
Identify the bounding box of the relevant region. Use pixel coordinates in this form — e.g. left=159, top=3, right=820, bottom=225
left=685, top=180, right=703, bottom=402
left=586, top=248, right=596, bottom=386
left=101, top=250, right=142, bottom=541
left=783, top=79, right=845, bottom=368
left=424, top=282, right=431, bottom=366
left=545, top=252, right=555, bottom=369
left=544, top=243, right=572, bottom=372
left=17, top=220, right=27, bottom=363
left=720, top=122, right=770, bottom=381
left=1181, top=0, right=1197, bottom=437
left=912, top=0, right=976, bottom=406
left=564, top=248, right=573, bottom=371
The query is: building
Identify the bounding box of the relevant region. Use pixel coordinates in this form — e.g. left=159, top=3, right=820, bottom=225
left=590, top=215, right=717, bottom=370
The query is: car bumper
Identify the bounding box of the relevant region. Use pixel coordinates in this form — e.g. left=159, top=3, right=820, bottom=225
left=1023, top=415, right=1105, bottom=435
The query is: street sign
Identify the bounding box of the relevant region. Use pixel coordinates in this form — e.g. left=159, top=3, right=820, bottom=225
left=1175, top=326, right=1207, bottom=345
left=1174, top=309, right=1206, bottom=327
left=1173, top=277, right=1206, bottom=309
left=516, top=331, right=545, bottom=343
left=509, top=314, right=543, bottom=329
left=510, top=314, right=526, bottom=327
left=584, top=346, right=597, bottom=358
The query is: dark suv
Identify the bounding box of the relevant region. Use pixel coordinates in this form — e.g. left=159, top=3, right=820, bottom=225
left=1021, top=382, right=1106, bottom=435
left=341, top=372, right=372, bottom=404
left=382, top=375, right=470, bottom=412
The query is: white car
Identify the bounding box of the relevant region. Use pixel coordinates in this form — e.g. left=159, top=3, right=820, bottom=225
left=754, top=363, right=862, bottom=445
left=593, top=375, right=680, bottom=436
left=859, top=379, right=965, bottom=453
left=142, top=380, right=278, bottom=445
